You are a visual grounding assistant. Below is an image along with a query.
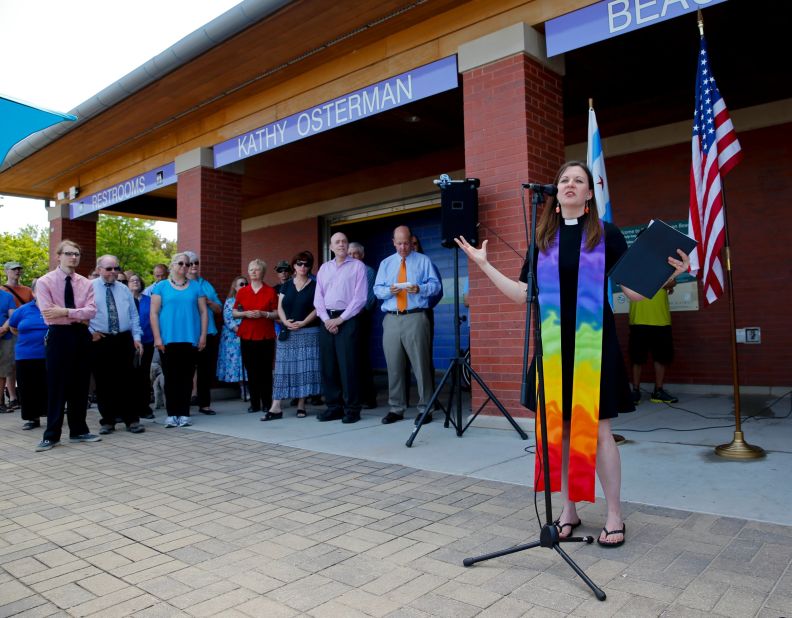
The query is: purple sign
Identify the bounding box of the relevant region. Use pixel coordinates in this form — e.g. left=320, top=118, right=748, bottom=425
left=545, top=0, right=729, bottom=57
left=213, top=55, right=459, bottom=168
left=70, top=163, right=177, bottom=219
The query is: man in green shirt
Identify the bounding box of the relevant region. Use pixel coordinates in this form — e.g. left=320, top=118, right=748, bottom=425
left=628, top=280, right=678, bottom=404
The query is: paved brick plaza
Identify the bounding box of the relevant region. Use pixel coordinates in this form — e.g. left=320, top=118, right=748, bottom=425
left=0, top=417, right=790, bottom=617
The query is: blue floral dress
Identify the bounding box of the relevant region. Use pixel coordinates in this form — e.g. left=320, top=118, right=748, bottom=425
left=216, top=297, right=245, bottom=383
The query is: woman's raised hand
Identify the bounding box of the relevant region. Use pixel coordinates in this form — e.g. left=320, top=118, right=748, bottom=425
left=454, top=236, right=489, bottom=268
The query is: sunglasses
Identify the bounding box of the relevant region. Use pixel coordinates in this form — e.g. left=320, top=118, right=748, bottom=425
left=62, top=251, right=80, bottom=257
left=238, top=282, right=247, bottom=287
left=176, top=261, right=188, bottom=267
left=103, top=266, right=122, bottom=272
left=294, top=261, right=309, bottom=267
left=190, top=261, right=199, bottom=266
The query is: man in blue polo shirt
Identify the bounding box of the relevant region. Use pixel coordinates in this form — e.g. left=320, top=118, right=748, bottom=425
left=374, top=225, right=440, bottom=425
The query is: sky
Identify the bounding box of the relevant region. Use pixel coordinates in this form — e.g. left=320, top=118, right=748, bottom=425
left=0, top=0, right=243, bottom=240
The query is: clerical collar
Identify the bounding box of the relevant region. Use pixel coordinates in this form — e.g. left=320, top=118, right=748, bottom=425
left=563, top=217, right=579, bottom=226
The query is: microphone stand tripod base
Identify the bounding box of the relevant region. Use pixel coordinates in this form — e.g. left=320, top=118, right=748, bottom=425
left=715, top=431, right=765, bottom=459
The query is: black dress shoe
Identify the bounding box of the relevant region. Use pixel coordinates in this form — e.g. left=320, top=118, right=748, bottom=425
left=317, top=409, right=344, bottom=422
left=247, top=407, right=261, bottom=413
left=342, top=412, right=360, bottom=424
left=22, top=420, right=41, bottom=430
left=414, top=413, right=433, bottom=426
left=199, top=409, right=217, bottom=415
left=381, top=412, right=404, bottom=424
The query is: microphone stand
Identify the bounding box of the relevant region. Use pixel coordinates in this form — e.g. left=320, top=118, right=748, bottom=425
left=462, top=185, right=606, bottom=602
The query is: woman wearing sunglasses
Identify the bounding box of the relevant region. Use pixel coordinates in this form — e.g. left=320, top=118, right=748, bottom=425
left=216, top=276, right=249, bottom=399
left=150, top=253, right=208, bottom=428
left=266, top=252, right=321, bottom=420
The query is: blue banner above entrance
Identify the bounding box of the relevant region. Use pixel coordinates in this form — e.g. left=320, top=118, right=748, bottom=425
left=213, top=55, right=459, bottom=168
left=70, top=162, right=177, bottom=219
left=545, top=0, right=729, bottom=57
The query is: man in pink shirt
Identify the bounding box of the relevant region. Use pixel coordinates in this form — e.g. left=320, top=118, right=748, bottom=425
left=34, top=240, right=101, bottom=452
left=313, top=232, right=367, bottom=423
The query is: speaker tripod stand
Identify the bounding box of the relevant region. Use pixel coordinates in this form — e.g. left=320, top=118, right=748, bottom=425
left=461, top=184, right=606, bottom=602
left=406, top=245, right=528, bottom=447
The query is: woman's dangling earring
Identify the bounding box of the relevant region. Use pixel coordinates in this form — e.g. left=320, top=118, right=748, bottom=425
left=554, top=202, right=560, bottom=214
left=584, top=200, right=590, bottom=214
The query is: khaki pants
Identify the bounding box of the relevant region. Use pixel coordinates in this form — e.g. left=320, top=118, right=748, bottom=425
left=382, top=312, right=433, bottom=413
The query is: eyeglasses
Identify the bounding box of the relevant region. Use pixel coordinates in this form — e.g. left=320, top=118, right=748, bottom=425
left=103, top=266, right=122, bottom=272
left=176, top=261, right=188, bottom=267
left=62, top=251, right=80, bottom=257
left=189, top=261, right=199, bottom=266
left=294, top=261, right=309, bottom=267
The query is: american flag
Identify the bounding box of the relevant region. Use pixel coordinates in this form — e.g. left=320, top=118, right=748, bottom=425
left=688, top=34, right=742, bottom=305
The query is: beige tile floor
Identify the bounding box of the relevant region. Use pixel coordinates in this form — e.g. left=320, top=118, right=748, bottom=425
left=0, top=389, right=790, bottom=617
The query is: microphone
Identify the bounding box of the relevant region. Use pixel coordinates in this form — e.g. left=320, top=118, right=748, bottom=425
left=522, top=182, right=558, bottom=196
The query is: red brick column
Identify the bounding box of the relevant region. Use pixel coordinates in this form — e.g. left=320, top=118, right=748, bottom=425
left=48, top=208, right=97, bottom=276
left=241, top=219, right=320, bottom=287
left=177, top=164, right=242, bottom=295
left=463, top=52, right=565, bottom=415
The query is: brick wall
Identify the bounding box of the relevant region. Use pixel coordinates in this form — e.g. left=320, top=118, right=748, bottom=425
left=463, top=53, right=565, bottom=415
left=177, top=166, right=242, bottom=299
left=608, top=122, right=792, bottom=387
left=49, top=217, right=97, bottom=277
left=241, top=219, right=320, bottom=287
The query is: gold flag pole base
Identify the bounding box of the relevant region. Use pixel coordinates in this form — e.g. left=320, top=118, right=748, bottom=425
left=715, top=431, right=766, bottom=459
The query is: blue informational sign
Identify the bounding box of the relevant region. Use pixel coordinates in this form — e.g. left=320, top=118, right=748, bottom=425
left=213, top=55, right=459, bottom=168
left=70, top=162, right=177, bottom=219
left=545, top=0, right=729, bottom=57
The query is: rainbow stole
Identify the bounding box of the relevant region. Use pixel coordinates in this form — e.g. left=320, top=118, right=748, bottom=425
left=535, top=222, right=604, bottom=503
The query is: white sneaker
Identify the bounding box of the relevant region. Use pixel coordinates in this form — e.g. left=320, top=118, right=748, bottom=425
left=178, top=416, right=192, bottom=427
left=165, top=416, right=178, bottom=428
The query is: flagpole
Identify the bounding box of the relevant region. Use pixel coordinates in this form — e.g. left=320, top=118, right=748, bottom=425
left=695, top=10, right=764, bottom=459
left=588, top=97, right=625, bottom=445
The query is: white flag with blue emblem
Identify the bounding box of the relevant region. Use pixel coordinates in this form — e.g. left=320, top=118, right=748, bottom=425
left=587, top=105, right=612, bottom=223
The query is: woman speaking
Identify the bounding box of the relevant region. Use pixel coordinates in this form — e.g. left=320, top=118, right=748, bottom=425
left=456, top=161, right=689, bottom=548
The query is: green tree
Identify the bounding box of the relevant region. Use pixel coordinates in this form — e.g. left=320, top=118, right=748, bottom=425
left=96, top=215, right=172, bottom=279
left=0, top=225, right=49, bottom=285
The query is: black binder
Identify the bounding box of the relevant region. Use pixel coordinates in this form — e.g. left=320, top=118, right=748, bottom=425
left=608, top=219, right=698, bottom=299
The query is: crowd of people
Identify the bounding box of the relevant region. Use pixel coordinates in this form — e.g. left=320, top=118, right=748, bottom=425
left=0, top=223, right=445, bottom=452
left=0, top=161, right=693, bottom=551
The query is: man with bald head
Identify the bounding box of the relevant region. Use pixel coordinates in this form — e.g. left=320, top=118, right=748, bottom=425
left=374, top=225, right=441, bottom=425
left=89, top=254, right=145, bottom=436
left=314, top=232, right=368, bottom=423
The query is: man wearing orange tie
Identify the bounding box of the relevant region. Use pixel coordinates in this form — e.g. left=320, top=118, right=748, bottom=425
left=374, top=225, right=441, bottom=425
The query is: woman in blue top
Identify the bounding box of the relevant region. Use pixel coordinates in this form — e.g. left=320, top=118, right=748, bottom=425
left=150, top=253, right=208, bottom=428
left=8, top=281, right=48, bottom=430
left=129, top=273, right=156, bottom=420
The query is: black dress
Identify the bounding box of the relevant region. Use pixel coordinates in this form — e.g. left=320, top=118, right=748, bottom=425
left=520, top=216, right=634, bottom=420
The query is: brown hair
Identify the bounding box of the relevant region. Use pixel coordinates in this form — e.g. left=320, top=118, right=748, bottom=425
left=56, top=239, right=82, bottom=255
left=227, top=275, right=248, bottom=299
left=536, top=161, right=603, bottom=253
left=291, top=251, right=314, bottom=269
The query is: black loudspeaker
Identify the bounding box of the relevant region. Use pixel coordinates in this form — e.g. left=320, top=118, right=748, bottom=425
left=440, top=178, right=479, bottom=248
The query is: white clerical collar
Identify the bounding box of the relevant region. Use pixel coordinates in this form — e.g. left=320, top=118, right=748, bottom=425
left=563, top=217, right=579, bottom=226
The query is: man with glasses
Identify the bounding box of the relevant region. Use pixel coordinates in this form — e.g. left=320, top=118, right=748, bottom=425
left=142, top=264, right=168, bottom=296
left=89, top=255, right=146, bottom=436
left=185, top=251, right=222, bottom=415
left=34, top=240, right=100, bottom=452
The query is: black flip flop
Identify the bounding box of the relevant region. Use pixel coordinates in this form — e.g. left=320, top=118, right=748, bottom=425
left=597, top=524, right=626, bottom=548
left=260, top=412, right=283, bottom=421
left=553, top=518, right=582, bottom=538
left=296, top=409, right=307, bottom=418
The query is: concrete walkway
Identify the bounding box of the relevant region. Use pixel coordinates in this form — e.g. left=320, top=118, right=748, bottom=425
left=0, top=388, right=789, bottom=616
